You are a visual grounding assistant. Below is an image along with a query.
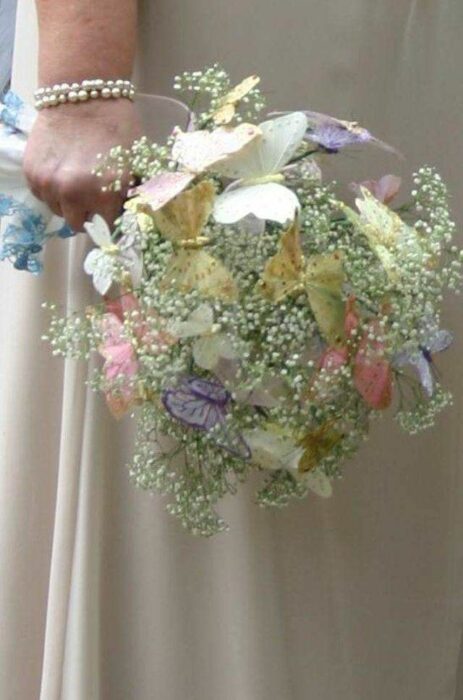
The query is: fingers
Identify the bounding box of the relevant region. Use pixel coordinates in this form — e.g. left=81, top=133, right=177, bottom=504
left=24, top=161, right=123, bottom=231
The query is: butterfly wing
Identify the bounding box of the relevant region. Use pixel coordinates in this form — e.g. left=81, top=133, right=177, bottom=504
left=127, top=171, right=195, bottom=212
left=213, top=181, right=300, bottom=224
left=244, top=428, right=303, bottom=471
left=305, top=469, right=333, bottom=498
left=186, top=376, right=230, bottom=404
left=427, top=329, right=454, bottom=354
left=83, top=214, right=113, bottom=247
left=215, top=112, right=308, bottom=180
left=193, top=335, right=221, bottom=370
left=343, top=198, right=401, bottom=284
left=168, top=303, right=214, bottom=338
left=83, top=249, right=115, bottom=295
left=208, top=422, right=252, bottom=460
left=353, top=324, right=392, bottom=409
left=161, top=249, right=238, bottom=301
left=298, top=424, right=344, bottom=473
left=258, top=219, right=305, bottom=301
left=305, top=252, right=345, bottom=346
left=162, top=384, right=226, bottom=431
left=172, top=123, right=261, bottom=174
left=154, top=179, right=216, bottom=243
left=212, top=75, right=261, bottom=125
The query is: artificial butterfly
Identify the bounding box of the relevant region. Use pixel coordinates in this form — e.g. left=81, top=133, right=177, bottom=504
left=353, top=319, right=393, bottom=410
left=298, top=421, right=345, bottom=473
left=343, top=187, right=422, bottom=284
left=162, top=376, right=251, bottom=459
left=167, top=302, right=238, bottom=370
left=258, top=218, right=345, bottom=345
left=211, top=75, right=261, bottom=125
left=154, top=180, right=238, bottom=301
left=127, top=123, right=261, bottom=215
left=95, top=309, right=140, bottom=419
left=303, top=111, right=399, bottom=155
left=213, top=112, right=308, bottom=225
left=243, top=425, right=305, bottom=473
left=393, top=316, right=453, bottom=397
left=83, top=213, right=142, bottom=295
left=350, top=174, right=401, bottom=205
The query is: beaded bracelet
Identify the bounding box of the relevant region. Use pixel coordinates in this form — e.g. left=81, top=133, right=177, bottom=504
left=34, top=78, right=136, bottom=110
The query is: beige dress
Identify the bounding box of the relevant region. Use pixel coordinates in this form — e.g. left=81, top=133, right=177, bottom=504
left=2, top=1, right=463, bottom=699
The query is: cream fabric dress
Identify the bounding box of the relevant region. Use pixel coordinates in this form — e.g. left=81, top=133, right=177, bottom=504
left=2, top=1, right=463, bottom=699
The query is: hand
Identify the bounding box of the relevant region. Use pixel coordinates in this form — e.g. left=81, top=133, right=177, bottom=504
left=23, top=98, right=142, bottom=231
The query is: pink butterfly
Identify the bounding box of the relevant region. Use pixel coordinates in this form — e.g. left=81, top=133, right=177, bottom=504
left=314, top=298, right=392, bottom=410
left=97, top=293, right=175, bottom=418
left=97, top=311, right=140, bottom=419
left=350, top=175, right=402, bottom=205
left=127, top=124, right=260, bottom=213
left=353, top=319, right=392, bottom=410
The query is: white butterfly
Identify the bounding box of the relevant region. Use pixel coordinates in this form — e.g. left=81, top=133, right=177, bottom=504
left=243, top=427, right=305, bottom=472
left=167, top=303, right=237, bottom=370
left=243, top=426, right=333, bottom=497
left=83, top=214, right=142, bottom=295
left=213, top=112, right=309, bottom=225
left=127, top=123, right=261, bottom=216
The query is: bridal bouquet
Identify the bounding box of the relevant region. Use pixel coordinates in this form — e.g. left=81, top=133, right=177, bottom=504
left=1, top=66, right=461, bottom=535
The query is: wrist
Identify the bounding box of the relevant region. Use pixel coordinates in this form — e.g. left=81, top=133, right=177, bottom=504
left=35, top=78, right=136, bottom=110
left=36, top=96, right=138, bottom=122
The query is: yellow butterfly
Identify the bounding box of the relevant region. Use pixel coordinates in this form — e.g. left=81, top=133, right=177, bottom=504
left=343, top=187, right=422, bottom=284
left=153, top=180, right=238, bottom=301
left=258, top=219, right=346, bottom=345
left=298, top=421, right=344, bottom=473
left=212, top=75, right=261, bottom=125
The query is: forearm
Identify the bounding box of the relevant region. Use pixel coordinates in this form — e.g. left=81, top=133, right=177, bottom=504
left=36, top=0, right=138, bottom=85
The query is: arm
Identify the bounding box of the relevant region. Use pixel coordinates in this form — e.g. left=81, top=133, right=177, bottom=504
left=23, top=0, right=141, bottom=230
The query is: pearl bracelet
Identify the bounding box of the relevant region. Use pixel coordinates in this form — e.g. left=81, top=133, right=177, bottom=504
left=34, top=78, right=136, bottom=110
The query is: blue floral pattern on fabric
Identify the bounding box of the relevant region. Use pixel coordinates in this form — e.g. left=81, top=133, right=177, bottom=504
left=0, top=92, right=75, bottom=273
left=0, top=91, right=25, bottom=132
left=0, top=194, right=73, bottom=273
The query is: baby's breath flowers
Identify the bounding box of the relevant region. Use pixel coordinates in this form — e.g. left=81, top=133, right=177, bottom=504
left=40, top=68, right=461, bottom=536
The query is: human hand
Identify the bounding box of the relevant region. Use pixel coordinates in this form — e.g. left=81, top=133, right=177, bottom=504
left=23, top=98, right=142, bottom=231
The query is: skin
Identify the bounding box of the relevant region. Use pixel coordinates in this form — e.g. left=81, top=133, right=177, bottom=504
left=23, top=0, right=141, bottom=230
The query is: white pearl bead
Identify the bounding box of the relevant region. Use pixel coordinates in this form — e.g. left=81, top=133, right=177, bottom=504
left=111, top=87, right=121, bottom=98
left=78, top=89, right=89, bottom=101
left=90, top=90, right=99, bottom=99
left=101, top=87, right=111, bottom=98
left=58, top=94, right=67, bottom=103
left=106, top=80, right=114, bottom=87
left=71, top=82, right=79, bottom=89
left=68, top=90, right=79, bottom=102
left=48, top=94, right=59, bottom=106
left=122, top=88, right=129, bottom=97
left=60, top=83, right=70, bottom=91
left=95, top=79, right=104, bottom=87
left=81, top=80, right=90, bottom=88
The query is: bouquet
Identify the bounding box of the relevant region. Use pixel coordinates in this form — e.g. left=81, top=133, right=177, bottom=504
left=1, top=66, right=461, bottom=536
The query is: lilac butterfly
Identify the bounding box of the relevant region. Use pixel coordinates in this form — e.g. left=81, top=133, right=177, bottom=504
left=393, top=319, right=453, bottom=396
left=302, top=111, right=399, bottom=154
left=268, top=110, right=400, bottom=155
left=162, top=376, right=251, bottom=459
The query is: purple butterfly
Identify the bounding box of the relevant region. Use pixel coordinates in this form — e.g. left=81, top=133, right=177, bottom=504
left=305, top=111, right=399, bottom=154
left=162, top=376, right=251, bottom=459
left=269, top=110, right=399, bottom=155
left=393, top=321, right=453, bottom=397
